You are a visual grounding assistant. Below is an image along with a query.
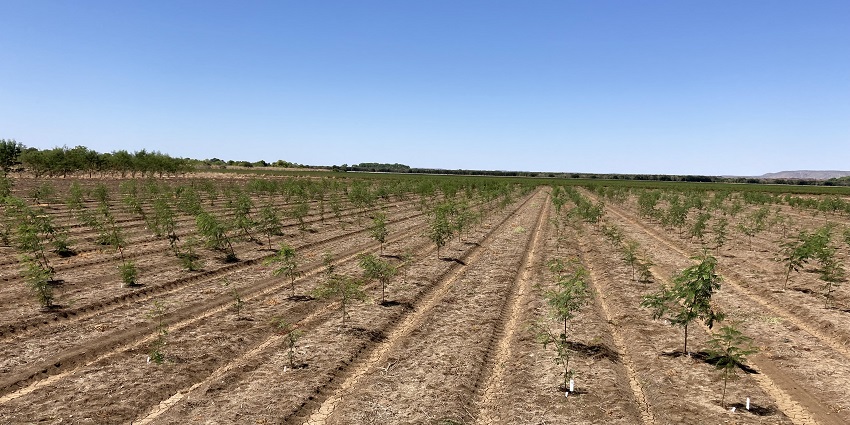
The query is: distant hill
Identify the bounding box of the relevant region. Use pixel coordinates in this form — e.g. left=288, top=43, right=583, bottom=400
left=759, top=170, right=850, bottom=180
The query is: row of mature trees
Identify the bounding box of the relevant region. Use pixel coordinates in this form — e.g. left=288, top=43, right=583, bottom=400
left=0, top=140, right=191, bottom=178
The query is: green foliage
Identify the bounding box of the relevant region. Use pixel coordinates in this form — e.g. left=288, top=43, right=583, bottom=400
left=147, top=301, right=168, bottom=364
left=429, top=202, right=454, bottom=258
left=544, top=258, right=590, bottom=336
left=736, top=207, right=770, bottom=249
left=227, top=190, right=256, bottom=241
left=322, top=251, right=336, bottom=278
left=531, top=321, right=575, bottom=391
left=600, top=223, right=624, bottom=246
left=711, top=217, right=728, bottom=255
left=312, top=274, right=368, bottom=325
left=264, top=244, right=301, bottom=297
left=0, top=139, right=23, bottom=175
left=622, top=240, right=640, bottom=281
left=290, top=199, right=311, bottom=233
left=257, top=203, right=283, bottom=247
left=359, top=253, right=398, bottom=304
left=196, top=210, right=236, bottom=261
left=706, top=324, right=759, bottom=408
left=21, top=255, right=55, bottom=310
left=176, top=237, right=204, bottom=271
left=641, top=253, right=724, bottom=354
left=370, top=212, right=389, bottom=254
left=118, top=260, right=138, bottom=287
left=689, top=212, right=711, bottom=242
left=273, top=318, right=303, bottom=368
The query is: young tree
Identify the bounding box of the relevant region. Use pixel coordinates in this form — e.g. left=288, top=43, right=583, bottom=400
left=196, top=210, right=237, bottom=262
left=264, top=244, right=302, bottom=297
left=257, top=203, right=283, bottom=247
left=313, top=274, right=368, bottom=325
left=531, top=321, right=576, bottom=392
left=776, top=230, right=814, bottom=290
left=711, top=217, right=728, bottom=255
left=622, top=240, right=641, bottom=281
left=359, top=253, right=398, bottom=304
left=370, top=212, right=389, bottom=255
left=176, top=237, right=204, bottom=271
left=689, top=212, right=711, bottom=243
left=544, top=259, right=591, bottom=336
left=21, top=255, right=55, bottom=310
left=273, top=319, right=303, bottom=368
left=221, top=279, right=244, bottom=319
left=641, top=253, right=724, bottom=355
left=706, top=324, right=759, bottom=408
left=429, top=203, right=454, bottom=259
left=147, top=301, right=168, bottom=364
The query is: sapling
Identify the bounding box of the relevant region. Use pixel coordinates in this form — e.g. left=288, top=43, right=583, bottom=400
left=531, top=321, right=576, bottom=392
left=641, top=253, right=724, bottom=355
left=273, top=318, right=303, bottom=368
left=359, top=253, right=398, bottom=304
left=706, top=324, right=759, bottom=408
left=689, top=212, right=711, bottom=244
left=119, top=260, right=139, bottom=287
left=221, top=279, right=244, bottom=318
left=776, top=229, right=816, bottom=290
left=544, top=259, right=590, bottom=336
left=312, top=274, right=368, bottom=325
left=196, top=210, right=237, bottom=262
left=429, top=203, right=453, bottom=259
left=257, top=203, right=283, bottom=247
left=322, top=251, right=336, bottom=278
left=370, top=212, right=389, bottom=255
left=177, top=237, right=204, bottom=271
left=21, top=255, right=55, bottom=310
left=147, top=301, right=168, bottom=364
left=711, top=217, right=728, bottom=255
left=264, top=244, right=302, bottom=297
left=636, top=256, right=654, bottom=283
left=622, top=240, right=640, bottom=281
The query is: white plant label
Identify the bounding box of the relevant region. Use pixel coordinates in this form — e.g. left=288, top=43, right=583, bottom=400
left=746, top=397, right=750, bottom=410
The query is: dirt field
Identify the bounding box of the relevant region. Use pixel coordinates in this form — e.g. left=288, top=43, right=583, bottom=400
left=0, top=175, right=848, bottom=424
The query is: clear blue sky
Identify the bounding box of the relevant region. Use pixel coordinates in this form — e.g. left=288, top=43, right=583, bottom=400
left=2, top=1, right=848, bottom=175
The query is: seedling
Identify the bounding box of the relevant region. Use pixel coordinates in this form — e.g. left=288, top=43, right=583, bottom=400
left=370, top=212, right=389, bottom=255
left=313, top=274, right=368, bottom=326
left=21, top=255, right=55, bottom=310
left=359, top=253, right=398, bottom=304
left=119, top=260, right=138, bottom=287
left=706, top=324, right=759, bottom=408
left=177, top=237, right=204, bottom=271
left=221, top=279, right=244, bottom=318
left=264, top=244, right=302, bottom=297
left=147, top=301, right=168, bottom=364
left=273, top=318, right=303, bottom=368
left=531, top=321, right=575, bottom=392
left=641, top=252, right=724, bottom=355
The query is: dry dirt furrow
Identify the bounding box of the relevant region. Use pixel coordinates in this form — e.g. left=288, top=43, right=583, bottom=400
left=574, top=237, right=658, bottom=425
left=0, top=204, right=426, bottom=342
left=0, top=209, right=430, bottom=399
left=296, top=189, right=546, bottom=425
left=473, top=193, right=550, bottom=425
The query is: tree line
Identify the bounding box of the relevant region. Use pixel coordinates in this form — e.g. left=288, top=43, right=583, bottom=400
left=0, top=139, right=191, bottom=178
